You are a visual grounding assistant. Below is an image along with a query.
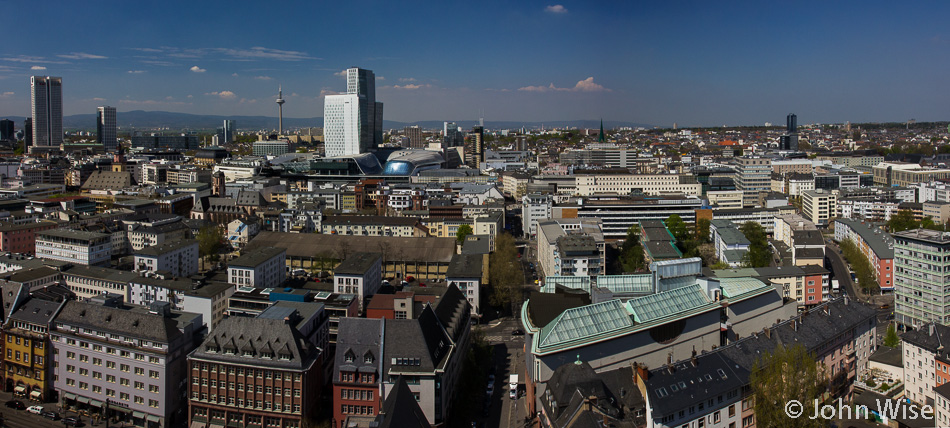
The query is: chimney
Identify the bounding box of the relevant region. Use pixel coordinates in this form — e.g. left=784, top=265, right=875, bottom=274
left=636, top=364, right=649, bottom=382
left=792, top=319, right=798, bottom=331
left=931, top=324, right=936, bottom=337
left=764, top=327, right=771, bottom=339
left=823, top=304, right=831, bottom=316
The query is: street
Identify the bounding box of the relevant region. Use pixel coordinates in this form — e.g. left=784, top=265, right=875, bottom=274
left=824, top=239, right=893, bottom=339
left=0, top=389, right=79, bottom=428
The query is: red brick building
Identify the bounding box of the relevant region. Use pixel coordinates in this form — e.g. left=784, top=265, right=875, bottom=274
left=0, top=220, right=58, bottom=255
left=332, top=318, right=383, bottom=428
left=188, top=317, right=323, bottom=428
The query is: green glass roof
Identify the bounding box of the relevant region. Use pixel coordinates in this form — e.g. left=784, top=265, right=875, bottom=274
left=542, top=275, right=592, bottom=293
left=539, top=300, right=633, bottom=348
left=719, top=277, right=771, bottom=298
left=626, top=284, right=711, bottom=324
left=595, top=274, right=654, bottom=294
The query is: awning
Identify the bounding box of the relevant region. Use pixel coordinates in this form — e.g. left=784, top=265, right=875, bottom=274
left=14, top=386, right=26, bottom=393
left=133, top=411, right=146, bottom=419
left=76, top=396, right=90, bottom=404
left=108, top=403, right=130, bottom=412
left=147, top=414, right=161, bottom=423
left=63, top=392, right=76, bottom=400
left=30, top=391, right=41, bottom=398
left=89, top=399, right=103, bottom=408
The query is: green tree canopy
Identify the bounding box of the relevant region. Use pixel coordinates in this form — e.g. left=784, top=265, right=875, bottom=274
left=196, top=226, right=224, bottom=264
left=455, top=224, right=474, bottom=245
left=740, top=221, right=772, bottom=268
left=884, top=323, right=900, bottom=348
left=750, top=343, right=827, bottom=428
left=888, top=209, right=919, bottom=233
left=488, top=233, right=521, bottom=313
left=665, top=214, right=689, bottom=242
left=620, top=225, right=646, bottom=273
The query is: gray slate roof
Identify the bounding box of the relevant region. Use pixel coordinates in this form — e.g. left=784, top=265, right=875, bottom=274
left=55, top=300, right=189, bottom=344
left=334, top=252, right=381, bottom=276
left=334, top=318, right=383, bottom=380
left=191, top=316, right=318, bottom=370
left=8, top=298, right=62, bottom=326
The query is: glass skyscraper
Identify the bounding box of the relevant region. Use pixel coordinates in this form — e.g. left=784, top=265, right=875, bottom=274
left=97, top=106, right=117, bottom=150
left=31, top=76, right=63, bottom=147
left=324, top=67, right=383, bottom=157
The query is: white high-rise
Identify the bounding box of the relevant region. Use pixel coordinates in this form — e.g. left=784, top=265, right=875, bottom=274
left=97, top=106, right=117, bottom=150
left=323, top=67, right=382, bottom=157
left=323, top=94, right=362, bottom=157
left=31, top=76, right=63, bottom=147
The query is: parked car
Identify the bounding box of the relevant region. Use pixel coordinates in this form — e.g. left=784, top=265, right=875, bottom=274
left=486, top=382, right=495, bottom=396
left=41, top=410, right=59, bottom=420
left=4, top=400, right=25, bottom=410
left=509, top=388, right=518, bottom=399
left=488, top=374, right=495, bottom=384
left=63, top=416, right=83, bottom=427
left=26, top=405, right=43, bottom=414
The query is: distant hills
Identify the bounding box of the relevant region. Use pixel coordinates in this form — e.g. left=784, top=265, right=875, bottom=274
left=2, top=111, right=652, bottom=132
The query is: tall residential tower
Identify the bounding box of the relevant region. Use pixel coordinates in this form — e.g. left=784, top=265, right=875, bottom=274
left=30, top=76, right=63, bottom=147
left=96, top=106, right=117, bottom=150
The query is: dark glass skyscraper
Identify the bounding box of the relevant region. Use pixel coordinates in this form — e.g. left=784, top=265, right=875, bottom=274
left=786, top=113, right=797, bottom=134
left=781, top=113, right=799, bottom=151
left=0, top=119, right=13, bottom=141
left=30, top=76, right=63, bottom=147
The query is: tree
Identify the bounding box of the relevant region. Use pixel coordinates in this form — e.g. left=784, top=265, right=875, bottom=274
left=740, top=221, right=772, bottom=268
left=750, top=343, right=827, bottom=428
left=489, top=233, right=521, bottom=313
left=196, top=226, right=224, bottom=268
left=619, top=225, right=646, bottom=273
left=888, top=209, right=919, bottom=233
left=884, top=323, right=900, bottom=348
left=694, top=218, right=711, bottom=244
left=456, top=224, right=474, bottom=245
left=696, top=243, right=717, bottom=267
left=839, top=238, right=879, bottom=293
left=665, top=214, right=689, bottom=242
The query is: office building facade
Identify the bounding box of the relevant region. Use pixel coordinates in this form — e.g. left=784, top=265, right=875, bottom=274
left=325, top=67, right=382, bottom=158
left=97, top=106, right=117, bottom=151
left=31, top=76, right=63, bottom=147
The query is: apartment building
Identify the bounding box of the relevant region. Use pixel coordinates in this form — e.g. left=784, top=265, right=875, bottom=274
left=35, top=229, right=112, bottom=266
left=321, top=216, right=428, bottom=237
left=3, top=297, right=64, bottom=402
left=332, top=318, right=384, bottom=428
left=801, top=189, right=838, bottom=226
left=874, top=162, right=950, bottom=187
left=445, top=253, right=484, bottom=317
left=834, top=219, right=895, bottom=291
left=333, top=252, right=382, bottom=313
left=133, top=239, right=200, bottom=278
left=522, top=193, right=554, bottom=238
left=735, top=157, right=772, bottom=207
left=228, top=247, right=287, bottom=289
left=894, top=229, right=950, bottom=329
left=537, top=219, right=605, bottom=278
left=709, top=219, right=749, bottom=267
left=53, top=297, right=202, bottom=427
left=902, top=324, right=950, bottom=406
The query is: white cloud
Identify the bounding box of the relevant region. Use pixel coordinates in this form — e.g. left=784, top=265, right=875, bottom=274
left=2, top=55, right=68, bottom=64
left=376, top=76, right=385, bottom=81
left=254, top=76, right=272, bottom=80
left=127, top=70, right=146, bottom=74
left=518, top=77, right=610, bottom=92
left=92, top=97, right=106, bottom=101
left=119, top=99, right=191, bottom=106
left=190, top=65, right=206, bottom=73
left=130, top=46, right=318, bottom=62
left=392, top=83, right=432, bottom=90
left=319, top=88, right=342, bottom=96
left=0, top=92, right=13, bottom=97
left=545, top=4, right=568, bottom=13
left=398, top=77, right=417, bottom=82
left=57, top=52, right=107, bottom=60
left=187, top=95, right=193, bottom=98
left=232, top=73, right=239, bottom=77
left=206, top=91, right=237, bottom=99
left=31, top=66, right=46, bottom=70
left=334, top=70, right=347, bottom=77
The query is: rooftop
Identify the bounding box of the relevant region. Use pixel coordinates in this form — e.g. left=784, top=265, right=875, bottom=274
left=37, top=228, right=109, bottom=242
left=229, top=246, right=286, bottom=269
left=134, top=239, right=197, bottom=257
left=334, top=252, right=382, bottom=276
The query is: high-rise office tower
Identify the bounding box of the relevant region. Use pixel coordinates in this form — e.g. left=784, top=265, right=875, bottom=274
left=405, top=126, right=423, bottom=149
left=465, top=126, right=485, bottom=169
left=222, top=120, right=235, bottom=143
left=31, top=76, right=63, bottom=147
left=96, top=106, right=117, bottom=150
left=0, top=119, right=14, bottom=141
left=23, top=118, right=32, bottom=147
left=324, top=67, right=382, bottom=157
left=780, top=113, right=799, bottom=151
left=443, top=122, right=463, bottom=147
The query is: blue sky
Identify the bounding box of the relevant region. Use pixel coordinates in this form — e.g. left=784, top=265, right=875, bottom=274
left=1, top=1, right=949, bottom=127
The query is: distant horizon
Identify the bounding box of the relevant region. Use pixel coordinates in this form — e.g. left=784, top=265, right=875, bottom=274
left=4, top=2, right=950, bottom=127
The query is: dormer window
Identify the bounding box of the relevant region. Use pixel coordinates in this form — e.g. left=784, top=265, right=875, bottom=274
left=364, top=353, right=374, bottom=364
left=344, top=350, right=355, bottom=363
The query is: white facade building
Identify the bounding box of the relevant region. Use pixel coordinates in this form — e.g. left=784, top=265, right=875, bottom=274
left=35, top=229, right=112, bottom=266
left=333, top=252, right=382, bottom=313
left=227, top=246, right=287, bottom=288
left=133, top=239, right=199, bottom=278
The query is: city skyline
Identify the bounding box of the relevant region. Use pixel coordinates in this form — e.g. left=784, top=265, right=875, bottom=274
left=2, top=1, right=950, bottom=127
